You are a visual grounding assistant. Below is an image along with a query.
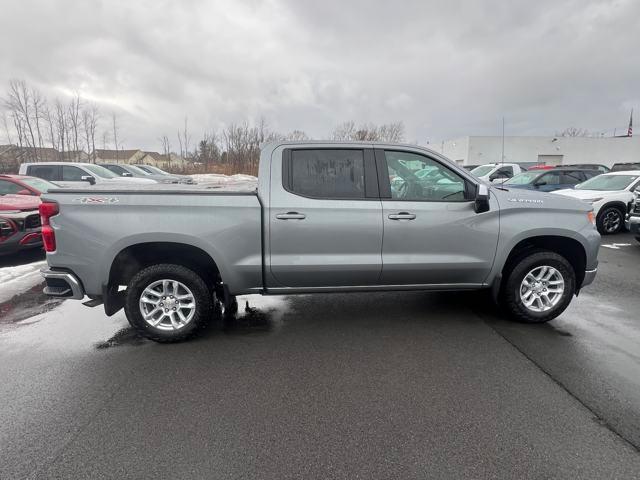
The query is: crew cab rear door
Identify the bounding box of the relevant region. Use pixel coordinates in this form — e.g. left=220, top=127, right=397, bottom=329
left=268, top=146, right=383, bottom=288
left=376, top=147, right=499, bottom=286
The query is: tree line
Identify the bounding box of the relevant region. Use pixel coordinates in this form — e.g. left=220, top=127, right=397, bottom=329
left=1, top=79, right=405, bottom=175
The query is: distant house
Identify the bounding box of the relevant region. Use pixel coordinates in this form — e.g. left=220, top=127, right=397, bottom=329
left=93, top=149, right=146, bottom=164
left=139, top=151, right=188, bottom=168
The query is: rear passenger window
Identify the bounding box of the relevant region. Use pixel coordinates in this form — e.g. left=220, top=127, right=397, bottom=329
left=28, top=165, right=58, bottom=181
left=287, top=149, right=365, bottom=198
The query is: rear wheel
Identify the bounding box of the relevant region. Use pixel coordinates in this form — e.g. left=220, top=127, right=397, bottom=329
left=501, top=251, right=575, bottom=323
left=596, top=205, right=624, bottom=235
left=125, top=264, right=213, bottom=342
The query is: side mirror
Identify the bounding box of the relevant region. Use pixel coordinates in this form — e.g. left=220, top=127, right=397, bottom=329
left=80, top=175, right=96, bottom=185
left=16, top=189, right=32, bottom=195
left=474, top=184, right=490, bottom=214
left=534, top=181, right=547, bottom=187
left=122, top=172, right=133, bottom=177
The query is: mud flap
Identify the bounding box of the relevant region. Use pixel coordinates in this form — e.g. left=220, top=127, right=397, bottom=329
left=102, top=284, right=126, bottom=316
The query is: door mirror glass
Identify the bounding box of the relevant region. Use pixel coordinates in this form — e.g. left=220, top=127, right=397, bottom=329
left=122, top=172, right=133, bottom=177
left=474, top=184, right=490, bottom=213
left=80, top=175, right=96, bottom=185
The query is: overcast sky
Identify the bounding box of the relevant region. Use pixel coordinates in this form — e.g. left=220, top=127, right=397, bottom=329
left=1, top=0, right=639, bottom=150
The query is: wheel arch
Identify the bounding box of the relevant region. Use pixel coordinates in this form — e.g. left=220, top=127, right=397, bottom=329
left=499, top=235, right=587, bottom=294
left=103, top=240, right=223, bottom=316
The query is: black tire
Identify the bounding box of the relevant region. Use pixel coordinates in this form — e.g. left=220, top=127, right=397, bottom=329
left=501, top=251, right=576, bottom=324
left=124, top=264, right=213, bottom=343
left=635, top=236, right=640, bottom=244
left=596, top=205, right=625, bottom=235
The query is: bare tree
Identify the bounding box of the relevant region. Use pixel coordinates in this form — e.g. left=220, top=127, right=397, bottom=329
left=331, top=120, right=404, bottom=142
left=111, top=113, right=120, bottom=161
left=1, top=112, right=13, bottom=145
left=159, top=134, right=171, bottom=158
left=31, top=87, right=46, bottom=149
left=43, top=104, right=57, bottom=151
left=82, top=104, right=98, bottom=162
left=4, top=80, right=39, bottom=160
left=67, top=92, right=82, bottom=157
left=556, top=127, right=590, bottom=137
left=285, top=130, right=309, bottom=141
left=55, top=99, right=67, bottom=159
left=176, top=116, right=191, bottom=159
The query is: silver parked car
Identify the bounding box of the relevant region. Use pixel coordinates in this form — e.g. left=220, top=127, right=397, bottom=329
left=19, top=162, right=158, bottom=188
left=132, top=164, right=194, bottom=184
left=100, top=163, right=183, bottom=184
left=41, top=142, right=599, bottom=342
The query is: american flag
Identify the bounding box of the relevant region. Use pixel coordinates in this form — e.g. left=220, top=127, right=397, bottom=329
left=628, top=109, right=633, bottom=137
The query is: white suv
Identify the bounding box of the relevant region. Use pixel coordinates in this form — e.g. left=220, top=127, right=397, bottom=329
left=554, top=170, right=640, bottom=234
left=19, top=162, right=158, bottom=188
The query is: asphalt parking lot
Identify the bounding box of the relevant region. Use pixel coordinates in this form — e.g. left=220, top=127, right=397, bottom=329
left=1, top=235, right=639, bottom=479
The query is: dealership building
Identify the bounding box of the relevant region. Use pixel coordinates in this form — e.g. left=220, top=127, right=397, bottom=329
left=437, top=135, right=640, bottom=168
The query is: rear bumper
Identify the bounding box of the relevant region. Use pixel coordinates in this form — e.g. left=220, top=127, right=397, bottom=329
left=41, top=268, right=85, bottom=300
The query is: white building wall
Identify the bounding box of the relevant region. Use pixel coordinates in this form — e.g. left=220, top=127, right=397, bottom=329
left=440, top=135, right=640, bottom=167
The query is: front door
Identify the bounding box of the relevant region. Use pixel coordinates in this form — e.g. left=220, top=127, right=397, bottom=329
left=377, top=148, right=499, bottom=286
left=269, top=147, right=383, bottom=288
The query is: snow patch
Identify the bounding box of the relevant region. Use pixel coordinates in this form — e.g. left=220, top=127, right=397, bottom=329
left=189, top=173, right=258, bottom=185
left=0, top=261, right=47, bottom=304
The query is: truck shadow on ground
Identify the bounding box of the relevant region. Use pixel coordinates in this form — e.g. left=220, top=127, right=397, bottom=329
left=92, top=290, right=577, bottom=349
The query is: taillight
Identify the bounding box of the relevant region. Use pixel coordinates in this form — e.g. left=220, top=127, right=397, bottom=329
left=39, top=201, right=59, bottom=252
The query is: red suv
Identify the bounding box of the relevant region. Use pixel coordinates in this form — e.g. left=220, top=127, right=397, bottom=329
left=0, top=193, right=43, bottom=256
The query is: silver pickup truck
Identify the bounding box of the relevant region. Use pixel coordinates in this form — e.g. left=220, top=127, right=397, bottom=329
left=40, top=142, right=600, bottom=342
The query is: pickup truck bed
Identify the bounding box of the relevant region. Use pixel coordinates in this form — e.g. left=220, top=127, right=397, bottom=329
left=43, top=185, right=264, bottom=311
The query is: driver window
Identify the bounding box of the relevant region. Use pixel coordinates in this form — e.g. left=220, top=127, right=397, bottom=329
left=384, top=151, right=468, bottom=201
left=62, top=166, right=86, bottom=181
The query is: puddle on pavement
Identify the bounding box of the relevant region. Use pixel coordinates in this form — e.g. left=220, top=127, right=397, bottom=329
left=94, top=327, right=147, bottom=349
left=0, top=282, right=64, bottom=325
left=92, top=294, right=291, bottom=349
left=221, top=295, right=289, bottom=336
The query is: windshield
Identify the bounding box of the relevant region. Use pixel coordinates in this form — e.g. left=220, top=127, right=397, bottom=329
left=575, top=174, right=638, bottom=191
left=504, top=171, right=541, bottom=185
left=127, top=165, right=149, bottom=175
left=144, top=165, right=169, bottom=175
left=470, top=165, right=494, bottom=176
left=83, top=164, right=119, bottom=179
left=20, top=177, right=59, bottom=193
left=103, top=164, right=127, bottom=175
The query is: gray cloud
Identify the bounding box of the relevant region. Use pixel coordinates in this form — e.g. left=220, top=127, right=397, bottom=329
left=1, top=0, right=639, bottom=150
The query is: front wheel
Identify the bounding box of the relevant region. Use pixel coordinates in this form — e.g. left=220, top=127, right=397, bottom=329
left=124, top=264, right=213, bottom=342
left=596, top=205, right=625, bottom=235
left=501, top=251, right=576, bottom=323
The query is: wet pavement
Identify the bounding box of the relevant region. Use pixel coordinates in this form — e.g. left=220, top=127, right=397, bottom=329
left=1, top=235, right=640, bottom=479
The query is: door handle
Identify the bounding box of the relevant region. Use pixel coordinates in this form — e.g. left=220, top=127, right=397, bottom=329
left=388, top=212, right=416, bottom=220
left=276, top=212, right=306, bottom=220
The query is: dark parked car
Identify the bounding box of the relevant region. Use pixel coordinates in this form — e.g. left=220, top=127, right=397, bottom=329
left=563, top=164, right=610, bottom=173
left=503, top=168, right=599, bottom=192
left=611, top=162, right=640, bottom=172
